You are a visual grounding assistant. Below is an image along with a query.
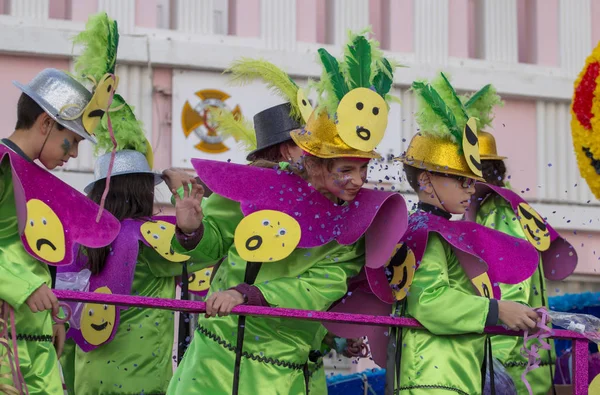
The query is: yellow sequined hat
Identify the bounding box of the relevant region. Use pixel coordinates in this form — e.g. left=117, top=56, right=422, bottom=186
left=461, top=84, right=505, bottom=161
left=291, top=30, right=400, bottom=159
left=397, top=72, right=485, bottom=182
left=478, top=131, right=506, bottom=160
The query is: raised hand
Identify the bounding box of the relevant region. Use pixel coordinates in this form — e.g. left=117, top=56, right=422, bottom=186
left=162, top=168, right=197, bottom=191
left=173, top=180, right=205, bottom=234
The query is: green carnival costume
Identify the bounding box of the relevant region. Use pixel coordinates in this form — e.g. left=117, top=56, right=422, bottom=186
left=463, top=84, right=567, bottom=394
left=0, top=67, right=120, bottom=393
left=56, top=13, right=188, bottom=395
left=388, top=74, right=541, bottom=394
left=167, top=31, right=407, bottom=395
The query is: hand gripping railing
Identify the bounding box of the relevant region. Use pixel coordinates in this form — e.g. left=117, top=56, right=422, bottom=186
left=54, top=290, right=592, bottom=394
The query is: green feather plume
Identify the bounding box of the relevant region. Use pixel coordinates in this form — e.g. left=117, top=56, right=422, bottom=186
left=317, top=48, right=349, bottom=102
left=95, top=95, right=147, bottom=156
left=208, top=108, right=257, bottom=153
left=73, top=12, right=119, bottom=82
left=462, top=84, right=503, bottom=130
left=372, top=58, right=394, bottom=97
left=433, top=73, right=468, bottom=126
left=226, top=59, right=303, bottom=122
left=313, top=30, right=401, bottom=116
left=342, top=34, right=372, bottom=89
left=411, top=80, right=462, bottom=143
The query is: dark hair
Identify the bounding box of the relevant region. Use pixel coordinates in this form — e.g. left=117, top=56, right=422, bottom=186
left=15, top=93, right=65, bottom=131
left=250, top=156, right=336, bottom=180
left=250, top=140, right=298, bottom=162
left=482, top=159, right=507, bottom=187
left=82, top=173, right=155, bottom=274
left=403, top=164, right=425, bottom=192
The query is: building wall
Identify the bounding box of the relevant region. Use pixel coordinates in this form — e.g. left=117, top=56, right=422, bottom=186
left=1, top=0, right=600, bottom=373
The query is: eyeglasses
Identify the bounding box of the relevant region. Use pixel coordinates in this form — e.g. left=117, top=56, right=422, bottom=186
left=431, top=172, right=476, bottom=189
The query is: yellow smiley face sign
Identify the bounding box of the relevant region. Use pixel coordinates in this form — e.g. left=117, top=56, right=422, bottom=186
left=188, top=267, right=214, bottom=293
left=517, top=203, right=551, bottom=251
left=471, top=272, right=493, bottom=299
left=385, top=243, right=416, bottom=301
left=234, top=210, right=301, bottom=263
left=23, top=199, right=66, bottom=263
left=80, top=286, right=116, bottom=346
left=462, top=117, right=483, bottom=178
left=336, top=87, right=388, bottom=151
left=141, top=220, right=190, bottom=262
left=297, top=88, right=314, bottom=124
left=82, top=73, right=119, bottom=135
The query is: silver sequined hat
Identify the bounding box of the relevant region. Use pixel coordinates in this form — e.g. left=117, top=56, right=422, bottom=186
left=84, top=150, right=163, bottom=193
left=13, top=68, right=96, bottom=143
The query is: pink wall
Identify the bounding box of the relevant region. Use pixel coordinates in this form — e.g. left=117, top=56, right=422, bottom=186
left=0, top=55, right=70, bottom=138
left=557, top=231, right=600, bottom=275
left=70, top=0, right=98, bottom=22
left=489, top=99, right=538, bottom=199
left=524, top=0, right=559, bottom=66
left=135, top=0, right=157, bottom=28
left=388, top=0, right=413, bottom=52
left=448, top=0, right=469, bottom=58
left=369, top=0, right=385, bottom=48
left=151, top=68, right=173, bottom=171
left=296, top=0, right=326, bottom=43
left=228, top=0, right=260, bottom=37
left=49, top=0, right=69, bottom=19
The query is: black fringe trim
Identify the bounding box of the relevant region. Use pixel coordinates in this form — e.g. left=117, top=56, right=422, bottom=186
left=396, top=385, right=469, bottom=394
left=9, top=333, right=53, bottom=342
left=197, top=325, right=306, bottom=371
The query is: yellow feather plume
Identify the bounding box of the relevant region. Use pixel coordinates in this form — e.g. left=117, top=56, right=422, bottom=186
left=208, top=107, right=257, bottom=153
left=225, top=58, right=302, bottom=122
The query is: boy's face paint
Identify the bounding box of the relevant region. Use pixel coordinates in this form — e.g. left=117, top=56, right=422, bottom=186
left=321, top=159, right=369, bottom=202
left=61, top=138, right=71, bottom=157
left=37, top=121, right=82, bottom=170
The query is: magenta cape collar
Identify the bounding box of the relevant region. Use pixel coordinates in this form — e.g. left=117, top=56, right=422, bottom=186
left=0, top=145, right=119, bottom=266
left=191, top=159, right=408, bottom=269
left=325, top=211, right=540, bottom=368
left=466, top=184, right=577, bottom=281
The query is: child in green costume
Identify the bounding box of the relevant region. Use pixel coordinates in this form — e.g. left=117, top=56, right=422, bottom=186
left=167, top=32, right=407, bottom=395
left=0, top=66, right=115, bottom=394
left=389, top=73, right=542, bottom=394
left=462, top=84, right=567, bottom=395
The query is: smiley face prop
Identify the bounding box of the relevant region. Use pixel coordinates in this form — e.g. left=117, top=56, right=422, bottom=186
left=80, top=286, right=116, bottom=346
left=517, top=203, right=551, bottom=251
left=23, top=199, right=66, bottom=263
left=141, top=220, right=189, bottom=262
left=385, top=243, right=416, bottom=301
left=336, top=88, right=389, bottom=152
left=471, top=272, right=493, bottom=299
left=297, top=88, right=314, bottom=123
left=82, top=73, right=119, bottom=135
left=462, top=117, right=483, bottom=178
left=571, top=43, right=600, bottom=199
left=188, top=267, right=214, bottom=294
left=234, top=210, right=301, bottom=263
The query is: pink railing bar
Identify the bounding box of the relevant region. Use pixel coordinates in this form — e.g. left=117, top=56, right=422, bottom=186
left=55, top=290, right=592, bottom=394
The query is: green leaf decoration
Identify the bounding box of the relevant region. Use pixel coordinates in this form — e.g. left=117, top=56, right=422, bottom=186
left=372, top=58, right=394, bottom=97
left=318, top=48, right=349, bottom=101
left=343, top=34, right=372, bottom=89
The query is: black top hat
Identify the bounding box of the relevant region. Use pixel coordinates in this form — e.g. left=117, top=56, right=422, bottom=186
left=246, top=102, right=302, bottom=161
